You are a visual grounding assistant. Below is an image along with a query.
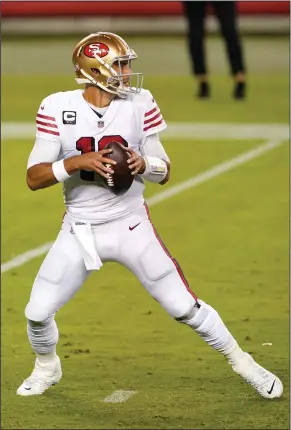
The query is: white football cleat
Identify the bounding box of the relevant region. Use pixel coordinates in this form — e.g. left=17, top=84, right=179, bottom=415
left=232, top=352, right=283, bottom=399
left=17, top=355, right=62, bottom=396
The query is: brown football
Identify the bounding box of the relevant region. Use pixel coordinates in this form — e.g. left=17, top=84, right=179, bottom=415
left=103, top=141, right=134, bottom=195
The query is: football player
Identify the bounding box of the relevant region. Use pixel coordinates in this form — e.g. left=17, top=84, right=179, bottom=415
left=17, top=32, right=282, bottom=399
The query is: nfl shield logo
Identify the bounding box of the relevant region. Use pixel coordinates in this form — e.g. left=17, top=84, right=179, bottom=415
left=98, top=121, right=104, bottom=128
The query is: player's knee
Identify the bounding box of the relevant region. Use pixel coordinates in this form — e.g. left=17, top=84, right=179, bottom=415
left=160, top=293, right=195, bottom=319
left=153, top=274, right=197, bottom=318
left=25, top=301, right=50, bottom=323
left=175, top=301, right=201, bottom=324
left=138, top=242, right=199, bottom=318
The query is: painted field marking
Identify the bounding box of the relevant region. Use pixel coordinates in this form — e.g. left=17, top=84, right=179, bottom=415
left=2, top=122, right=289, bottom=140
left=1, top=138, right=285, bottom=274
left=1, top=242, right=54, bottom=274
left=146, top=138, right=284, bottom=206
left=103, top=390, right=137, bottom=403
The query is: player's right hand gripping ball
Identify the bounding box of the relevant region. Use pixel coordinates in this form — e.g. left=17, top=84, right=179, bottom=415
left=103, top=141, right=134, bottom=195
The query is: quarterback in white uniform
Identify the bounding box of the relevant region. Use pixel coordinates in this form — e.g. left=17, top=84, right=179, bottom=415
left=17, top=32, right=283, bottom=399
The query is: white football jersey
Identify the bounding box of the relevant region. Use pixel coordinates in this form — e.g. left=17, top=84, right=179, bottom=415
left=35, top=89, right=167, bottom=224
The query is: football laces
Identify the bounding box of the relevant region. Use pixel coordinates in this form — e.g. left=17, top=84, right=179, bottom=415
left=105, top=164, right=114, bottom=187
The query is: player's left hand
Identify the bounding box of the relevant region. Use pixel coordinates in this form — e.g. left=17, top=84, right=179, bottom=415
left=126, top=148, right=146, bottom=175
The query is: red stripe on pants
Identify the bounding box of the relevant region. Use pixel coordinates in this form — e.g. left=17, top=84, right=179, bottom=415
left=144, top=203, right=198, bottom=301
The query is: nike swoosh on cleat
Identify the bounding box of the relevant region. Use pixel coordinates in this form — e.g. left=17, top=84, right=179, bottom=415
left=267, top=380, right=276, bottom=394
left=129, top=223, right=141, bottom=231
left=24, top=387, right=31, bottom=390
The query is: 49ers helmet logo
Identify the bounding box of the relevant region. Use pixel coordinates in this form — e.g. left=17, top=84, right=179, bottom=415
left=84, top=43, right=109, bottom=58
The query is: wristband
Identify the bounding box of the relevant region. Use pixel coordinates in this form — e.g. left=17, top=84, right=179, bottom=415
left=52, top=159, right=71, bottom=182
left=140, top=156, right=168, bottom=183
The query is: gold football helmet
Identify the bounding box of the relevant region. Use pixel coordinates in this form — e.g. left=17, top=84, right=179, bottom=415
left=72, top=32, right=143, bottom=98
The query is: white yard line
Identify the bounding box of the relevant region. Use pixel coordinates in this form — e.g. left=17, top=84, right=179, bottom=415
left=162, top=122, right=289, bottom=141
left=1, top=242, right=54, bottom=274
left=2, top=122, right=289, bottom=140
left=146, top=139, right=284, bottom=206
left=103, top=390, right=137, bottom=403
left=1, top=138, right=284, bottom=274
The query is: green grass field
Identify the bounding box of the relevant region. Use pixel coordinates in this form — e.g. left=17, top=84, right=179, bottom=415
left=1, top=36, right=289, bottom=429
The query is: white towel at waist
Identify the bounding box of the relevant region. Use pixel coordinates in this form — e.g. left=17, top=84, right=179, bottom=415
left=71, top=222, right=103, bottom=271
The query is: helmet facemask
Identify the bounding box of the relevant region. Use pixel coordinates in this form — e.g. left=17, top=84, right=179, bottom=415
left=106, top=55, right=144, bottom=99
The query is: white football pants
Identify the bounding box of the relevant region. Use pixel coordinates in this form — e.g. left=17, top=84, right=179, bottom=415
left=25, top=204, right=198, bottom=323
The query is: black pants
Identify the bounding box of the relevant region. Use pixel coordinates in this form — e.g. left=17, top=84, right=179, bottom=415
left=183, top=1, right=245, bottom=76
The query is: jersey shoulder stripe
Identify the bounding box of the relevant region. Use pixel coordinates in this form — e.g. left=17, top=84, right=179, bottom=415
left=37, top=113, right=56, bottom=122
left=145, top=106, right=158, bottom=118
left=36, top=127, right=60, bottom=136
left=144, top=111, right=161, bottom=126
left=144, top=119, right=164, bottom=132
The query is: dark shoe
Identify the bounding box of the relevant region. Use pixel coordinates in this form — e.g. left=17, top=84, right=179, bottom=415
left=197, top=82, right=210, bottom=99
left=233, top=82, right=246, bottom=100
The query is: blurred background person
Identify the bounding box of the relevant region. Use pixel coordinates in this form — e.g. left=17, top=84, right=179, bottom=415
left=183, top=0, right=246, bottom=99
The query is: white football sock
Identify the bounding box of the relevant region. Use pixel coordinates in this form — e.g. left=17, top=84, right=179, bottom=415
left=37, top=349, right=57, bottom=364
left=183, top=300, right=245, bottom=364
left=27, top=316, right=59, bottom=357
